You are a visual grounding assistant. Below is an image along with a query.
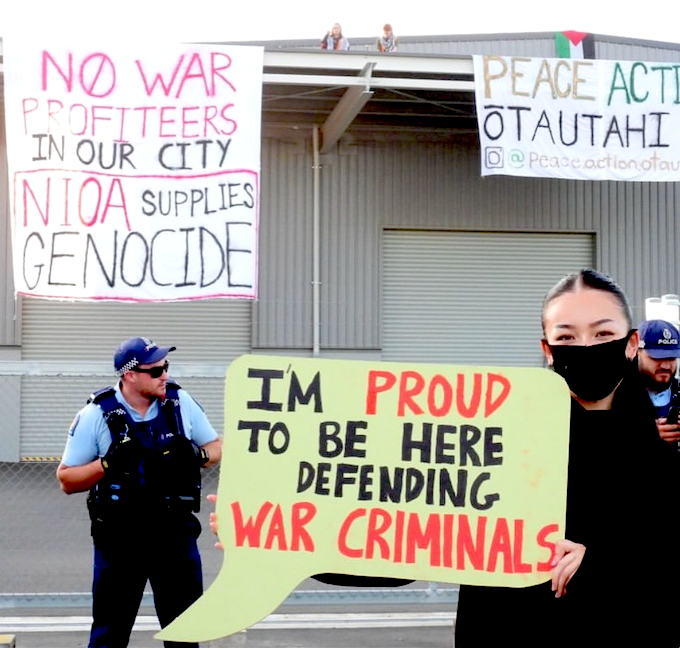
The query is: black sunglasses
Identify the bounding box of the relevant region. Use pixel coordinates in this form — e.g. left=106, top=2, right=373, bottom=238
left=132, top=360, right=169, bottom=378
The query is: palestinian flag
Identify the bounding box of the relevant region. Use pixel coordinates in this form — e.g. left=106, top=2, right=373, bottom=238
left=555, top=31, right=595, bottom=59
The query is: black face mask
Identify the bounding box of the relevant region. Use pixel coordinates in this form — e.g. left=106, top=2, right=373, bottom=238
left=547, top=333, right=634, bottom=402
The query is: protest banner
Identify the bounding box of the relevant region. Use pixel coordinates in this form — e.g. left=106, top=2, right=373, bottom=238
left=474, top=54, right=680, bottom=181
left=3, top=39, right=263, bottom=301
left=158, top=355, right=570, bottom=643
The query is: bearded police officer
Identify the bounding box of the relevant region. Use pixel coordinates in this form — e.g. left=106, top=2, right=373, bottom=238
left=57, top=337, right=222, bottom=648
left=637, top=319, right=680, bottom=446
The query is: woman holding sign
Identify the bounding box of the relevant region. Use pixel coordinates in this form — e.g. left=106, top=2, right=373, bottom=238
left=455, top=269, right=680, bottom=647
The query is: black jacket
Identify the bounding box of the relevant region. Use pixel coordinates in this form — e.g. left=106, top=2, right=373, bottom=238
left=456, top=367, right=680, bottom=647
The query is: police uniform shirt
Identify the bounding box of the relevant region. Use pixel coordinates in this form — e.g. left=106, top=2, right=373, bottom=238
left=648, top=385, right=673, bottom=417
left=61, top=383, right=218, bottom=467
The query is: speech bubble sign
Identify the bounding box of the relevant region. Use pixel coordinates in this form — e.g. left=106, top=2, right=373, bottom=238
left=157, top=355, right=570, bottom=643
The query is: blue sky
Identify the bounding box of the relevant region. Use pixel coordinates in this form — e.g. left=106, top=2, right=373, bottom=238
left=1, top=0, right=679, bottom=45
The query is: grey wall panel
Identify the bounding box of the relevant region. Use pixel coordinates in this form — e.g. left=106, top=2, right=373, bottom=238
left=20, top=299, right=251, bottom=363
left=254, top=138, right=383, bottom=350
left=320, top=148, right=381, bottom=349
left=597, top=181, right=680, bottom=323
left=596, top=41, right=680, bottom=63
left=253, top=136, right=680, bottom=350
left=0, top=374, right=20, bottom=461
left=372, top=140, right=680, bottom=328
left=375, top=33, right=680, bottom=62
left=0, top=76, right=19, bottom=346
left=253, top=138, right=313, bottom=348
left=19, top=297, right=248, bottom=455
left=387, top=34, right=680, bottom=61
left=19, top=297, right=245, bottom=456
left=398, top=36, right=558, bottom=58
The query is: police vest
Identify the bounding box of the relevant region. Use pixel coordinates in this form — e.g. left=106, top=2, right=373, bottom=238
left=87, top=380, right=202, bottom=522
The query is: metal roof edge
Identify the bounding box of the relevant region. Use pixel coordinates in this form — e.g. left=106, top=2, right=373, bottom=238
left=2, top=31, right=680, bottom=57
left=212, top=31, right=680, bottom=52
left=263, top=49, right=474, bottom=74
left=2, top=31, right=679, bottom=76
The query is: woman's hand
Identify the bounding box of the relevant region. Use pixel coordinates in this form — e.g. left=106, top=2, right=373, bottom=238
left=551, top=539, right=585, bottom=598
left=206, top=493, right=223, bottom=551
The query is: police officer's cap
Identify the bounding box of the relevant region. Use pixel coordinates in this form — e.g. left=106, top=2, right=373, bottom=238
left=638, top=320, right=680, bottom=360
left=114, top=337, right=176, bottom=376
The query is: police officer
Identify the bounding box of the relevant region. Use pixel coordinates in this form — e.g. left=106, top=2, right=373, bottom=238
left=637, top=319, right=680, bottom=445
left=56, top=337, right=222, bottom=648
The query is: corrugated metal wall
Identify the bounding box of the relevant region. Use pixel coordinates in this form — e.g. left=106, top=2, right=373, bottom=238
left=398, top=34, right=680, bottom=62
left=19, top=299, right=251, bottom=455
left=596, top=40, right=680, bottom=62
left=398, top=35, right=558, bottom=57
left=252, top=138, right=313, bottom=349
left=0, top=75, right=19, bottom=346
left=21, top=299, right=251, bottom=363
left=399, top=34, right=680, bottom=61
left=253, top=136, right=680, bottom=349
left=320, top=146, right=381, bottom=349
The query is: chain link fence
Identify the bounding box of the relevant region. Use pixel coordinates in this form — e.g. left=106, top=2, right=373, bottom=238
left=0, top=364, right=226, bottom=606
left=0, top=366, right=458, bottom=611
left=0, top=458, right=224, bottom=607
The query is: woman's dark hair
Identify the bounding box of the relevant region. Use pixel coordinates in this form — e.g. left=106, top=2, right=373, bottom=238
left=541, top=268, right=632, bottom=334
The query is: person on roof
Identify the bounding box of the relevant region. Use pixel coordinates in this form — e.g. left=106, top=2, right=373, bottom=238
left=320, top=23, right=350, bottom=51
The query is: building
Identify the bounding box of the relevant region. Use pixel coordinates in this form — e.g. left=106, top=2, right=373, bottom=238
left=1, top=31, right=679, bottom=459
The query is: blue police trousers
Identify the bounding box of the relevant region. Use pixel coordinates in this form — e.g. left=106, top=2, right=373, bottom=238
left=89, top=516, right=203, bottom=648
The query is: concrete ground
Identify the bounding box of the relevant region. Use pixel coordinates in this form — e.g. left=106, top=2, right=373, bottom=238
left=1, top=610, right=457, bottom=647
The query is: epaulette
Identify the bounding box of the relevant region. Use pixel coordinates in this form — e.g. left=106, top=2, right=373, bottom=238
left=88, top=386, right=117, bottom=405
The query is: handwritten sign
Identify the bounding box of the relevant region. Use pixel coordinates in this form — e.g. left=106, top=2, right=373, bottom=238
left=3, top=39, right=263, bottom=301
left=158, top=355, right=570, bottom=643
left=474, top=55, right=680, bottom=182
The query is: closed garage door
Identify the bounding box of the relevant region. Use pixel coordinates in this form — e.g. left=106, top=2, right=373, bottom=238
left=382, top=230, right=594, bottom=366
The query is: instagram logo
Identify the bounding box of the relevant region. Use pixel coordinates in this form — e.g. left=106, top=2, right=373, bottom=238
left=485, top=147, right=504, bottom=169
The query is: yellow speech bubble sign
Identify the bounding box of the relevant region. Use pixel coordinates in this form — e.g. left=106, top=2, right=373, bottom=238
left=158, top=355, right=570, bottom=643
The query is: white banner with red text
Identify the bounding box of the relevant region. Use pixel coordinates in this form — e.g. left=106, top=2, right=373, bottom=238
left=3, top=39, right=263, bottom=301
